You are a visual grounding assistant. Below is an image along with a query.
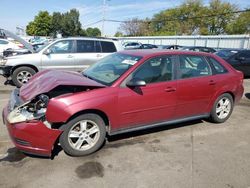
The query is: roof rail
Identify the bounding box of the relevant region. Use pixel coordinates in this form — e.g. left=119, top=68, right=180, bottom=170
left=65, top=36, right=119, bottom=41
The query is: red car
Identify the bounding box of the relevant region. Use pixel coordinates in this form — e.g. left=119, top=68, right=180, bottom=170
left=2, top=50, right=244, bottom=157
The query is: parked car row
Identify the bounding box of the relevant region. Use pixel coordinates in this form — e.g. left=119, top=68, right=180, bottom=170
left=0, top=32, right=250, bottom=89
left=122, top=41, right=250, bottom=77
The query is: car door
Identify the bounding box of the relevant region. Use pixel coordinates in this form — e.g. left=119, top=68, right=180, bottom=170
left=175, top=55, right=216, bottom=118
left=229, top=51, right=250, bottom=76
left=116, top=55, right=177, bottom=130
left=73, top=40, right=100, bottom=72
left=41, top=40, right=76, bottom=71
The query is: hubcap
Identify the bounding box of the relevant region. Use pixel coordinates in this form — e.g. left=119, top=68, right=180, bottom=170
left=68, top=120, right=100, bottom=151
left=216, top=97, right=231, bottom=119
left=17, top=71, right=32, bottom=84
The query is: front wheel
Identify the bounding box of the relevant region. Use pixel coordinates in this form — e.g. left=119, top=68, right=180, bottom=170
left=59, top=114, right=106, bottom=156
left=209, top=93, right=234, bottom=123
left=12, top=66, right=36, bottom=87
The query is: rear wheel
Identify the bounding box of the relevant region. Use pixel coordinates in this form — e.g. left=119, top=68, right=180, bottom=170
left=12, top=66, right=36, bottom=87
left=59, top=114, right=106, bottom=156
left=209, top=93, right=234, bottom=123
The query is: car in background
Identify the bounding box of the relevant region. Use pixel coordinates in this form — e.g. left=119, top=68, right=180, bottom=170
left=215, top=49, right=250, bottom=77
left=2, top=50, right=244, bottom=157
left=0, top=39, right=22, bottom=56
left=123, top=42, right=142, bottom=49
left=157, top=45, right=182, bottom=50
left=0, top=37, right=123, bottom=87
left=3, top=42, right=49, bottom=57
left=141, top=44, right=158, bottom=49
left=181, top=46, right=216, bottom=53
left=124, top=42, right=158, bottom=50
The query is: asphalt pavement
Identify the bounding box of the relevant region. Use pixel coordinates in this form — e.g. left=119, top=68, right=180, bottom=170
left=0, top=76, right=250, bottom=188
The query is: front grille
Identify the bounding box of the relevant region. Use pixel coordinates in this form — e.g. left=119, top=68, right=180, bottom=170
left=14, top=138, right=31, bottom=146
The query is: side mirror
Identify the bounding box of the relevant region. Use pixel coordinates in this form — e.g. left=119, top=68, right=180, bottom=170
left=43, top=49, right=51, bottom=55
left=126, top=78, right=146, bottom=87
left=235, top=56, right=245, bottom=61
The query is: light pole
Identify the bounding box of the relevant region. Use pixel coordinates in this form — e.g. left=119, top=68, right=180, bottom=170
left=102, top=0, right=106, bottom=37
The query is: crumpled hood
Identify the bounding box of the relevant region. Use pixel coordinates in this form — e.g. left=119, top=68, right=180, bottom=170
left=20, top=70, right=105, bottom=101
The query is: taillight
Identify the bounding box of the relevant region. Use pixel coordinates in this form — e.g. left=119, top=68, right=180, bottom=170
left=236, top=70, right=244, bottom=84
left=18, top=44, right=24, bottom=48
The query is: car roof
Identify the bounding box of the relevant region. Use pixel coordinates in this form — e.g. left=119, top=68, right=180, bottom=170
left=217, top=48, right=248, bottom=51
left=119, top=49, right=214, bottom=58
left=58, top=37, right=119, bottom=42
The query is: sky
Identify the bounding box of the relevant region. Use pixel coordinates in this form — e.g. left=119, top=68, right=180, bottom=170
left=0, top=0, right=250, bottom=36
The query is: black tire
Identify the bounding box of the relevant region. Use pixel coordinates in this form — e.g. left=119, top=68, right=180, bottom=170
left=209, top=93, right=234, bottom=123
left=59, top=114, right=106, bottom=157
left=12, top=66, right=36, bottom=87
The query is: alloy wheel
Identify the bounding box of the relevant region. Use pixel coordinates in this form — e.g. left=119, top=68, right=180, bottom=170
left=67, top=120, right=100, bottom=151
left=216, top=97, right=232, bottom=119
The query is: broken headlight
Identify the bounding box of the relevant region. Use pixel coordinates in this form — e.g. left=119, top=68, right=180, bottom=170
left=7, top=94, right=49, bottom=124
left=0, top=58, right=7, bottom=66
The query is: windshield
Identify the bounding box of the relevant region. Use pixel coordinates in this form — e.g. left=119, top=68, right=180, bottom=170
left=83, top=53, right=142, bottom=86
left=215, top=50, right=239, bottom=59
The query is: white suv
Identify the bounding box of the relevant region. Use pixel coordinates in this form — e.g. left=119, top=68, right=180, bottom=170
left=0, top=37, right=123, bottom=87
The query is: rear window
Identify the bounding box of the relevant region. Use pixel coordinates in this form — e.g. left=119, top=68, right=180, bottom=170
left=101, top=41, right=116, bottom=53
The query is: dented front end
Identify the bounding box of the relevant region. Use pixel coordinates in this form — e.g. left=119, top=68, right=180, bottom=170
left=3, top=85, right=100, bottom=156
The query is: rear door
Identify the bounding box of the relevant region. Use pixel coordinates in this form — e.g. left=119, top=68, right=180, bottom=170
left=73, top=40, right=99, bottom=72
left=175, top=55, right=216, bottom=118
left=73, top=40, right=117, bottom=72
left=41, top=40, right=76, bottom=71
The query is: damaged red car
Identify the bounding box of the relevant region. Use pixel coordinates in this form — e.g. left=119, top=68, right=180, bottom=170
left=2, top=50, right=244, bottom=157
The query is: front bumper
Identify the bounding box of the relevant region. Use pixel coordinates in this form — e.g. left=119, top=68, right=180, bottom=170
left=2, top=104, right=62, bottom=157
left=0, top=65, right=12, bottom=77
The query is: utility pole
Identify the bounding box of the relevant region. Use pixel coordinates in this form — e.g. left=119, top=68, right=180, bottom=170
left=102, top=0, right=106, bottom=37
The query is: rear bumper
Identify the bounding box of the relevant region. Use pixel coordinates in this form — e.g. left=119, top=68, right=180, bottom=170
left=2, top=105, right=62, bottom=157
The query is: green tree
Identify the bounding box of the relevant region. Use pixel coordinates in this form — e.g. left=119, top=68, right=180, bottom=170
left=26, top=11, right=52, bottom=36
left=51, top=12, right=63, bottom=37
left=86, top=27, right=101, bottom=37
left=61, top=9, right=82, bottom=37
left=207, top=0, right=238, bottom=34
left=226, top=11, right=250, bottom=34
left=114, top=31, right=123, bottom=37
left=26, top=21, right=36, bottom=35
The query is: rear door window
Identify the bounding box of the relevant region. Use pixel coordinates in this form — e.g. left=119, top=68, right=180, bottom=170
left=178, top=55, right=212, bottom=79
left=76, top=40, right=95, bottom=53
left=101, top=41, right=117, bottom=53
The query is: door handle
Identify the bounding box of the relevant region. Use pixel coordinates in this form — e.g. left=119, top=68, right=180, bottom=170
left=165, top=87, right=176, bottom=92
left=96, top=54, right=102, bottom=58
left=209, top=80, right=216, bottom=85
left=67, top=55, right=74, bottom=58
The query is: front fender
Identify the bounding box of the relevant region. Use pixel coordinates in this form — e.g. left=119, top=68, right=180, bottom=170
left=46, top=89, right=118, bottom=124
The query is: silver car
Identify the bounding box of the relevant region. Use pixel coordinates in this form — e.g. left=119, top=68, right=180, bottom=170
left=0, top=37, right=123, bottom=87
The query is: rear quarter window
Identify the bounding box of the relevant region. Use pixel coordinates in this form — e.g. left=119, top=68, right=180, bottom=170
left=101, top=41, right=117, bottom=53
left=207, top=57, right=228, bottom=74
